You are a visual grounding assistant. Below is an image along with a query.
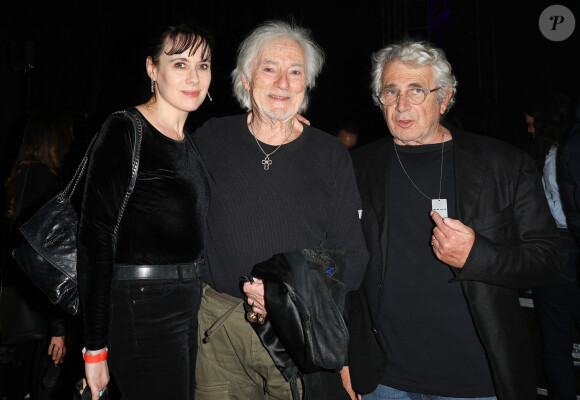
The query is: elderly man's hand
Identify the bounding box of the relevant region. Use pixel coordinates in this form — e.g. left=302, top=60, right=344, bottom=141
left=243, top=278, right=267, bottom=315
left=340, top=366, right=362, bottom=400
left=430, top=210, right=475, bottom=268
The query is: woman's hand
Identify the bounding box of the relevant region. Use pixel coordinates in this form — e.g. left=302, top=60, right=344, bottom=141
left=84, top=348, right=110, bottom=400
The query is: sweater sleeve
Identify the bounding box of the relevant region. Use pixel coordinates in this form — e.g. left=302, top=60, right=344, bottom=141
left=325, top=151, right=369, bottom=293
left=77, top=113, right=135, bottom=350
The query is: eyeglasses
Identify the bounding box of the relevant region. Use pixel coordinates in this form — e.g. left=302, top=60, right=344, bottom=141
left=376, top=87, right=441, bottom=106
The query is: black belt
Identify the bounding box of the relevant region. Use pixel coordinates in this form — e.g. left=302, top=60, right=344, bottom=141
left=114, top=260, right=205, bottom=280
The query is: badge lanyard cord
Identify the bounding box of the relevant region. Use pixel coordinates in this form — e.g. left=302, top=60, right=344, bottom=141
left=393, top=130, right=445, bottom=201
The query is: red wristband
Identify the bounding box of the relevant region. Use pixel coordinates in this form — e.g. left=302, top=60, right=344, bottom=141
left=82, top=347, right=108, bottom=363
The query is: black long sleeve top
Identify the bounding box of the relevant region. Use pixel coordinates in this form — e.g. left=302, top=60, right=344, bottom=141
left=77, top=108, right=209, bottom=350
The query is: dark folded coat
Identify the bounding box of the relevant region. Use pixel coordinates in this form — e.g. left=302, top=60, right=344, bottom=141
left=243, top=244, right=350, bottom=400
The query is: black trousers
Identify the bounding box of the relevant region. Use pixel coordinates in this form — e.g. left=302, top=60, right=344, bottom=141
left=533, top=229, right=580, bottom=400
left=108, top=278, right=202, bottom=400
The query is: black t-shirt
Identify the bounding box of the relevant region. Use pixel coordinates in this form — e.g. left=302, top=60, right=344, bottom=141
left=380, top=140, right=495, bottom=397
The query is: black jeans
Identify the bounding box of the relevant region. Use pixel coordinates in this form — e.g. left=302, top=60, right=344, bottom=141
left=108, top=278, right=202, bottom=400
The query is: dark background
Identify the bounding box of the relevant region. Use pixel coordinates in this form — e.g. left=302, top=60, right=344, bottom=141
left=1, top=0, right=578, bottom=175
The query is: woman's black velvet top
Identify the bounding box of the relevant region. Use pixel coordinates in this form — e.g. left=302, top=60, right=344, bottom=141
left=77, top=108, right=209, bottom=350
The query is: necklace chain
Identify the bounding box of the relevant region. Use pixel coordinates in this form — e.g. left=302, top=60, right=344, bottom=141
left=249, top=118, right=293, bottom=170
left=392, top=130, right=445, bottom=200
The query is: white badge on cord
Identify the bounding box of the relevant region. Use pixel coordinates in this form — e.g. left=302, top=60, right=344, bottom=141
left=432, top=199, right=448, bottom=218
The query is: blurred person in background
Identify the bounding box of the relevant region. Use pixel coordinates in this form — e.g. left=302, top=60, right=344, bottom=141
left=1, top=110, right=74, bottom=400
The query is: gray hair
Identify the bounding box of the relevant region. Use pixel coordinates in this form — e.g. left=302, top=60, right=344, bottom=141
left=231, top=20, right=325, bottom=113
left=370, top=40, right=458, bottom=113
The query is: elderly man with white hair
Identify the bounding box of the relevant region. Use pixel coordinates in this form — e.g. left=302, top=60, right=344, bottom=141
left=193, top=20, right=369, bottom=399
left=343, top=40, right=566, bottom=400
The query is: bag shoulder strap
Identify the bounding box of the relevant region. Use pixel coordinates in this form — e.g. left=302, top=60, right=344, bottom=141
left=58, top=109, right=143, bottom=234
left=113, top=109, right=143, bottom=235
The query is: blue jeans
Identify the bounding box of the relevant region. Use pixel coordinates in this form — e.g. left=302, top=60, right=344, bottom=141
left=363, top=384, right=497, bottom=400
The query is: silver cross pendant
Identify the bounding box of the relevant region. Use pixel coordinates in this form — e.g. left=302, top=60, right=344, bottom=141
left=262, top=157, right=272, bottom=170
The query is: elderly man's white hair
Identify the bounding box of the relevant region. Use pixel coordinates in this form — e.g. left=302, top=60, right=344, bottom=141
left=231, top=20, right=325, bottom=113
left=370, top=40, right=458, bottom=115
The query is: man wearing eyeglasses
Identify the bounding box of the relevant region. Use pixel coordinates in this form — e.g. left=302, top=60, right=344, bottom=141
left=340, top=40, right=566, bottom=400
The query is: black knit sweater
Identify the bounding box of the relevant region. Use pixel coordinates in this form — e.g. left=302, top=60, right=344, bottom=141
left=193, top=114, right=369, bottom=298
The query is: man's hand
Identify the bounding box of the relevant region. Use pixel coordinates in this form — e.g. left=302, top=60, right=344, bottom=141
left=430, top=211, right=475, bottom=268
left=340, top=366, right=361, bottom=400
left=242, top=278, right=267, bottom=315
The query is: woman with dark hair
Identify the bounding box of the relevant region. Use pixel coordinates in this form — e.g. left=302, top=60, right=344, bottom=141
left=4, top=111, right=74, bottom=220
left=1, top=110, right=74, bottom=399
left=76, top=22, right=213, bottom=400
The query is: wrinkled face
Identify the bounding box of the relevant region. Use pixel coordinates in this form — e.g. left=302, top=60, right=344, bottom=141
left=243, top=37, right=306, bottom=121
left=149, top=41, right=211, bottom=112
left=380, top=61, right=451, bottom=145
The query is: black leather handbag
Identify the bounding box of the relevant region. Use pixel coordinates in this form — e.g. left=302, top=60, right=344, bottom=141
left=11, top=109, right=143, bottom=315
